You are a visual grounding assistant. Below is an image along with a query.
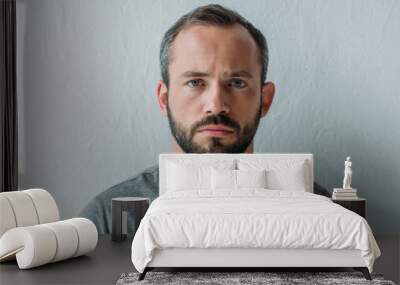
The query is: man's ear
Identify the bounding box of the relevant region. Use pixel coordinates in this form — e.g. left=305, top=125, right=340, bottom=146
left=156, top=80, right=169, bottom=117
left=260, top=81, right=275, bottom=118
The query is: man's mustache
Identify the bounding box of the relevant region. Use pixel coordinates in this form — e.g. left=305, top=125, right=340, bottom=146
left=190, top=114, right=241, bottom=138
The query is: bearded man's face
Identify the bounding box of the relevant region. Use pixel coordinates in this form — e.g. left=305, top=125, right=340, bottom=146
left=157, top=24, right=274, bottom=153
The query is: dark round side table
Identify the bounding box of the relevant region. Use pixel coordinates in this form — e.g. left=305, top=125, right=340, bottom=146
left=111, top=197, right=150, bottom=242
left=332, top=198, right=366, bottom=218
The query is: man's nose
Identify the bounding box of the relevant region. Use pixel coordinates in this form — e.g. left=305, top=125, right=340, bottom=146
left=203, top=83, right=230, bottom=115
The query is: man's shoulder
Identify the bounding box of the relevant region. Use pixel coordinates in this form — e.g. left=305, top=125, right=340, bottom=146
left=103, top=165, right=159, bottom=198
left=107, top=165, right=159, bottom=192
left=79, top=165, right=159, bottom=234
left=81, top=165, right=159, bottom=212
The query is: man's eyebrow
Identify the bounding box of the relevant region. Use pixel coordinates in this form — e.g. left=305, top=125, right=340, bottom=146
left=229, top=70, right=253, bottom=78
left=180, top=71, right=209, bottom=78
left=180, top=70, right=254, bottom=78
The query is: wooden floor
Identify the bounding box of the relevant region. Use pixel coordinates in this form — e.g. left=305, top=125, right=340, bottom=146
left=374, top=234, right=400, bottom=284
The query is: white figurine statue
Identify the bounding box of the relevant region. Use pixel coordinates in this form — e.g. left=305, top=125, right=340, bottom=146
left=342, top=156, right=352, bottom=189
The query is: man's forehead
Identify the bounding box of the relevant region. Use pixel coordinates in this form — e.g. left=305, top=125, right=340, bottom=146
left=169, top=24, right=260, bottom=78
left=171, top=23, right=258, bottom=55
left=176, top=23, right=251, bottom=39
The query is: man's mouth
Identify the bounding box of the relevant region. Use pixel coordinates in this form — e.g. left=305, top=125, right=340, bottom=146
left=197, top=125, right=235, bottom=137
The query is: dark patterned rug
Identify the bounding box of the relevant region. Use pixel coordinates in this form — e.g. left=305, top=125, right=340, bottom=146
left=116, top=271, right=396, bottom=285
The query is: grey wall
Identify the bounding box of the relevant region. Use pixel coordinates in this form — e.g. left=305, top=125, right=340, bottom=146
left=17, top=0, right=399, bottom=234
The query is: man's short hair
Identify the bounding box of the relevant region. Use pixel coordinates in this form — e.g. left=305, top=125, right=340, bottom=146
left=160, top=4, right=269, bottom=87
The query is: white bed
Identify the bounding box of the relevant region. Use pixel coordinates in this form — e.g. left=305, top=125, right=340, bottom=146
left=131, top=153, right=381, bottom=280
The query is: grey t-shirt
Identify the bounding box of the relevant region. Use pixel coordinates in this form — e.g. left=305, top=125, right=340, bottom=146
left=80, top=164, right=331, bottom=234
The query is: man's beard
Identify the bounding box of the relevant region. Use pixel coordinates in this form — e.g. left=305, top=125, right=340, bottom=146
left=166, top=103, right=262, bottom=153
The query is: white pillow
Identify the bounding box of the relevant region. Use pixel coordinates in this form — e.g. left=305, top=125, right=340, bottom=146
left=167, top=163, right=210, bottom=191
left=236, top=169, right=267, bottom=188
left=211, top=168, right=267, bottom=190
left=166, top=160, right=235, bottom=191
left=211, top=168, right=236, bottom=190
left=237, top=159, right=308, bottom=191
left=267, top=167, right=307, bottom=191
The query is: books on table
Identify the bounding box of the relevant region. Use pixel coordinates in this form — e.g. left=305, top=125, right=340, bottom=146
left=332, top=188, right=358, bottom=200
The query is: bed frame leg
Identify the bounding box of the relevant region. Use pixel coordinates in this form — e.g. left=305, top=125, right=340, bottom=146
left=138, top=268, right=148, bottom=281
left=354, top=267, right=371, bottom=280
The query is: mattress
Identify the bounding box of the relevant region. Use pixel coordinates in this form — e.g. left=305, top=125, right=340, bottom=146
left=131, top=189, right=380, bottom=273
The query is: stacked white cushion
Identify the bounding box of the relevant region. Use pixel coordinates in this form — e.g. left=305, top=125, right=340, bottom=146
left=166, top=159, right=235, bottom=192
left=0, top=218, right=98, bottom=269
left=237, top=158, right=309, bottom=192
left=0, top=189, right=60, bottom=237
left=0, top=225, right=57, bottom=267
left=63, top=218, right=98, bottom=257
left=0, top=196, right=17, bottom=237
left=1, top=191, right=39, bottom=227
left=42, top=221, right=79, bottom=262
left=24, top=189, right=60, bottom=224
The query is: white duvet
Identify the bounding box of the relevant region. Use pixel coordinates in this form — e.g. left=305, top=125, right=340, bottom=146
left=131, top=189, right=381, bottom=273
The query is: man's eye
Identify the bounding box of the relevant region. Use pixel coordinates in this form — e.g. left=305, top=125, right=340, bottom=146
left=187, top=79, right=204, bottom=87
left=229, top=79, right=247, bottom=88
